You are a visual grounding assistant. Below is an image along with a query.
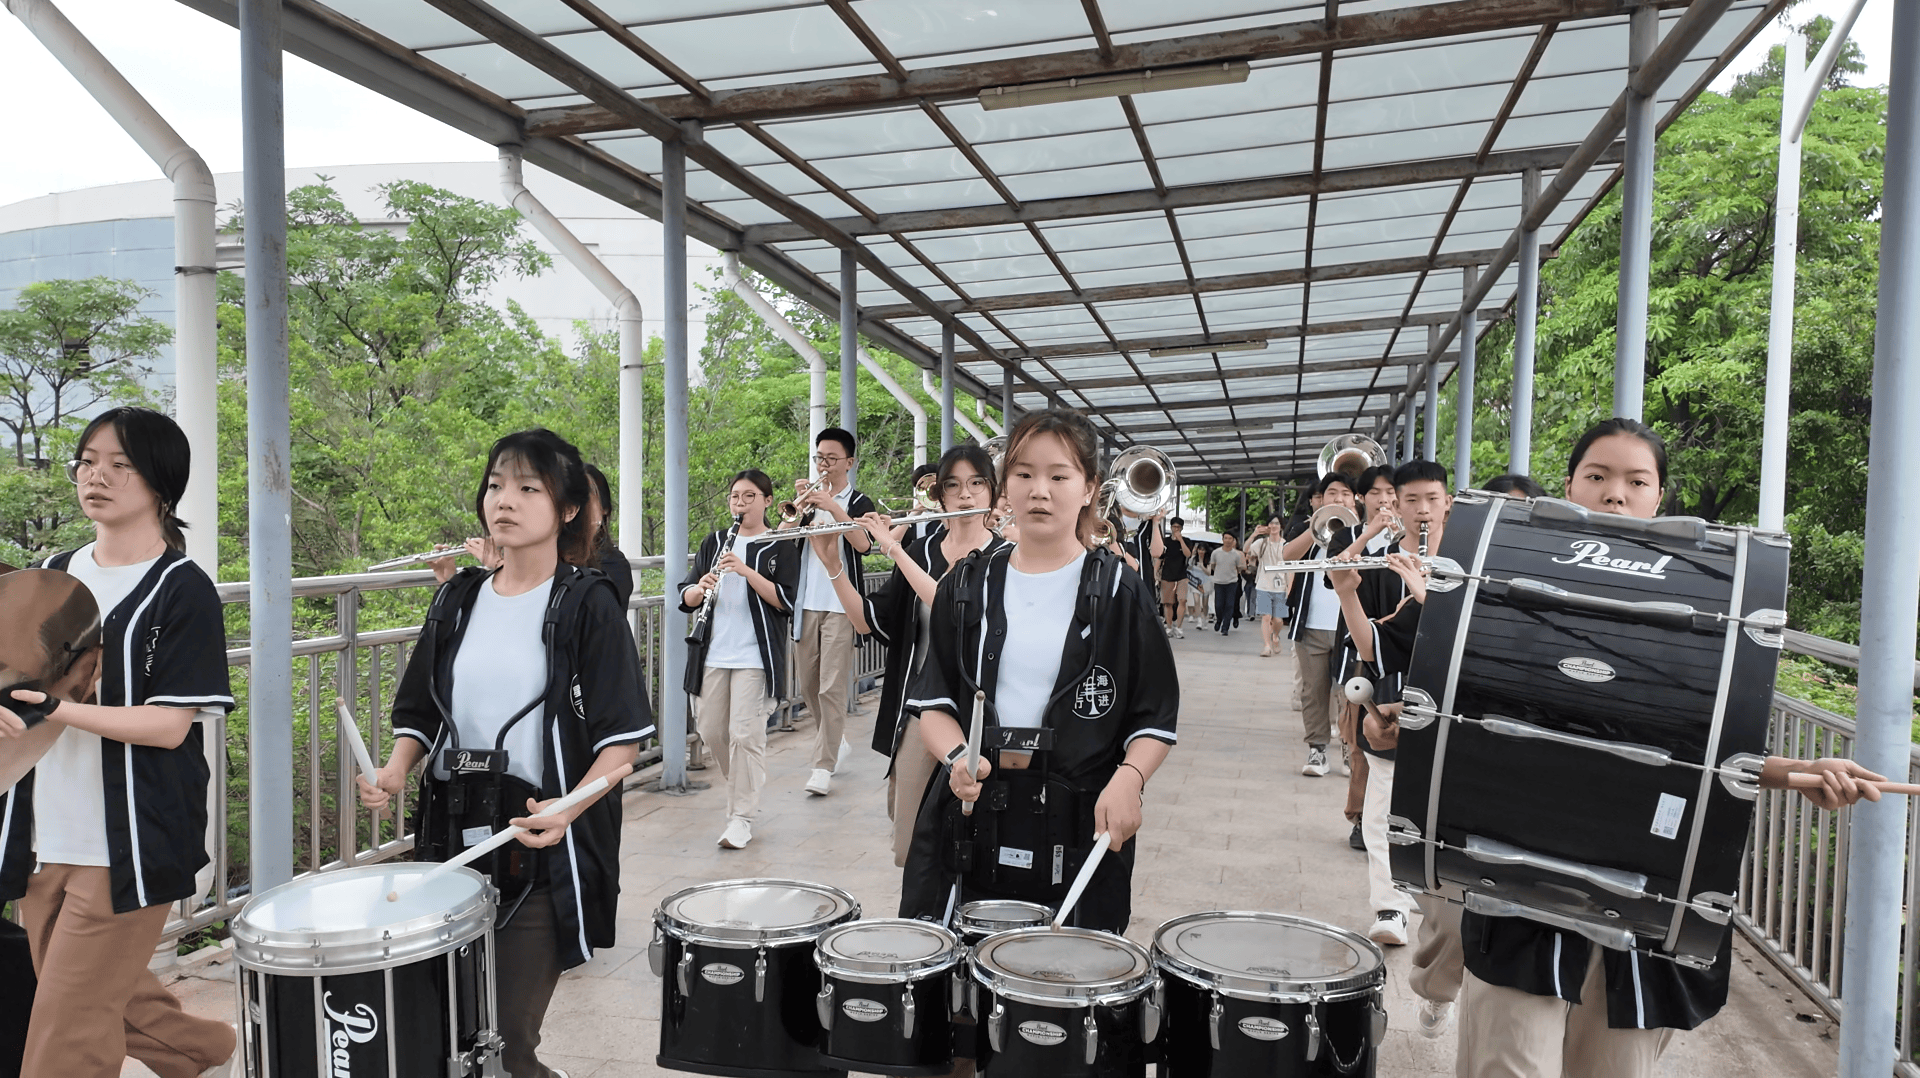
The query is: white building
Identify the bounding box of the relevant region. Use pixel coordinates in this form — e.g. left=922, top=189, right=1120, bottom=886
left=0, top=160, right=722, bottom=387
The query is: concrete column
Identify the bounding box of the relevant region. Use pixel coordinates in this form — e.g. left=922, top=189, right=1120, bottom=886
left=659, top=136, right=691, bottom=790
left=1837, top=1, right=1920, bottom=1072
left=1615, top=2, right=1659, bottom=422
left=940, top=325, right=956, bottom=454
left=1454, top=266, right=1478, bottom=490
left=1512, top=167, right=1541, bottom=476
left=840, top=250, right=858, bottom=436
left=1758, top=32, right=1807, bottom=531
left=1424, top=326, right=1440, bottom=463
left=240, top=0, right=292, bottom=895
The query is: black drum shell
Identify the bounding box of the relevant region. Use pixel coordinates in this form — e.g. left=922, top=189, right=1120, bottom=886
left=818, top=969, right=960, bottom=1076
left=656, top=935, right=844, bottom=1078
left=1156, top=970, right=1380, bottom=1078
left=1391, top=495, right=1789, bottom=962
left=974, top=993, right=1147, bottom=1078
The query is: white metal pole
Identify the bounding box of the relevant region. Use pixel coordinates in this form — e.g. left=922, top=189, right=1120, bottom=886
left=940, top=325, right=956, bottom=454
left=1759, top=32, right=1807, bottom=532
left=724, top=253, right=825, bottom=448
left=856, top=349, right=927, bottom=468
left=1511, top=167, right=1541, bottom=476
left=659, top=135, right=690, bottom=791
left=1784, top=0, right=1873, bottom=141
left=1615, top=2, right=1659, bottom=421
left=1454, top=265, right=1478, bottom=489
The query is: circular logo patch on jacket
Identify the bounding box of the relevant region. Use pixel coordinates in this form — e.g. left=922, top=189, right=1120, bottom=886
left=1073, top=666, right=1116, bottom=719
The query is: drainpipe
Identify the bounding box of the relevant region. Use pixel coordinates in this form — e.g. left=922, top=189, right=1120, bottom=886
left=977, top=398, right=1003, bottom=436
left=857, top=348, right=927, bottom=468
left=923, top=370, right=988, bottom=443
left=723, top=253, right=825, bottom=446
left=10, top=0, right=218, bottom=577
left=500, top=148, right=645, bottom=553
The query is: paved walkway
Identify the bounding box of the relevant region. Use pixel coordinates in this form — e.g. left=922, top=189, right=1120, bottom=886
left=137, top=618, right=1838, bottom=1077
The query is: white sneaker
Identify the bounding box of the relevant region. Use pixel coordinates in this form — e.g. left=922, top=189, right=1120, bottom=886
left=719, top=817, right=753, bottom=849
left=1302, top=745, right=1329, bottom=777
left=1174, top=626, right=1185, bottom=639
left=1260, top=645, right=1272, bottom=657
left=1369, top=910, right=1409, bottom=946
left=1417, top=998, right=1454, bottom=1039
left=806, top=769, right=832, bottom=796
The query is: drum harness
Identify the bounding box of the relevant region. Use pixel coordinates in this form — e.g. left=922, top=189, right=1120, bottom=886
left=937, top=547, right=1120, bottom=914
left=414, top=566, right=613, bottom=927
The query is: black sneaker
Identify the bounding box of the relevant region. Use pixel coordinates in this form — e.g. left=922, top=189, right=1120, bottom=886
left=1349, top=824, right=1366, bottom=851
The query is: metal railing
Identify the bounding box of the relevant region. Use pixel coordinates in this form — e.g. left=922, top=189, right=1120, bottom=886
left=167, top=557, right=890, bottom=946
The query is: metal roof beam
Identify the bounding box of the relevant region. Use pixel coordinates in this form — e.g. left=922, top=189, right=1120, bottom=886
left=525, top=0, right=1688, bottom=132
left=1117, top=408, right=1393, bottom=436
left=1029, top=353, right=1454, bottom=393
left=954, top=310, right=1504, bottom=364
left=1097, top=386, right=1391, bottom=416
left=743, top=142, right=1622, bottom=244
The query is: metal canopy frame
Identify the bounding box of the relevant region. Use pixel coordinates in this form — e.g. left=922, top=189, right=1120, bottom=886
left=172, top=0, right=1780, bottom=482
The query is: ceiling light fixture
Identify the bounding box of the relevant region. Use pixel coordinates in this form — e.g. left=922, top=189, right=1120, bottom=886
left=1147, top=338, right=1269, bottom=358
left=978, top=61, right=1251, bottom=112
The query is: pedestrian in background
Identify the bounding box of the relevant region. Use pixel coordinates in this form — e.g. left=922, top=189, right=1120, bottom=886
left=1208, top=532, right=1243, bottom=635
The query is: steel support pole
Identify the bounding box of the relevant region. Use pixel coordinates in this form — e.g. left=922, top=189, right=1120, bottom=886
left=1237, top=488, right=1247, bottom=541
left=1615, top=2, right=1658, bottom=422
left=1401, top=393, right=1415, bottom=465
left=1759, top=32, right=1807, bottom=532
left=1003, top=363, right=1015, bottom=425
left=240, top=0, right=292, bottom=895
left=1424, top=329, right=1439, bottom=463
left=1837, top=1, right=1920, bottom=1071
left=659, top=136, right=690, bottom=791
left=840, top=250, right=858, bottom=437
left=1454, top=266, right=1478, bottom=489
left=940, top=325, right=956, bottom=454
left=1512, top=167, right=1541, bottom=475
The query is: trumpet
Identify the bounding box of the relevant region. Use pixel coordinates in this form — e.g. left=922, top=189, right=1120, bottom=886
left=367, top=544, right=476, bottom=571
left=747, top=506, right=994, bottom=544
left=779, top=472, right=832, bottom=524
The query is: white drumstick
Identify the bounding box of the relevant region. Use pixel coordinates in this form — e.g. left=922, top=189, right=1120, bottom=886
left=961, top=690, right=984, bottom=817
left=1343, top=676, right=1389, bottom=724
left=335, top=701, right=380, bottom=786
left=1051, top=832, right=1111, bottom=930
left=386, top=764, right=632, bottom=901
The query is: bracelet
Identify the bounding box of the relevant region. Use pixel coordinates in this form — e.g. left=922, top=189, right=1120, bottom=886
left=943, top=742, right=969, bottom=766
left=826, top=560, right=846, bottom=582
left=1118, top=761, right=1147, bottom=790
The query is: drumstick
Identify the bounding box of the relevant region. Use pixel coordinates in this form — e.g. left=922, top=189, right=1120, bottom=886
left=1342, top=676, right=1388, bottom=725
left=961, top=690, right=984, bottom=817
left=386, top=763, right=633, bottom=901
left=1785, top=772, right=1920, bottom=797
left=1052, top=832, right=1111, bottom=930
left=335, top=701, right=380, bottom=787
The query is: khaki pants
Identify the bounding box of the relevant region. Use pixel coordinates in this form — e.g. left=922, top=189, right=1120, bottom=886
left=1339, top=705, right=1370, bottom=822
left=1292, top=628, right=1336, bottom=746
left=796, top=609, right=855, bottom=772
left=1362, top=755, right=1413, bottom=920
left=1411, top=894, right=1465, bottom=1004
left=695, top=666, right=772, bottom=820
left=1456, top=947, right=1672, bottom=1078
left=19, top=863, right=236, bottom=1078
left=495, top=885, right=565, bottom=1078
left=889, top=715, right=940, bottom=867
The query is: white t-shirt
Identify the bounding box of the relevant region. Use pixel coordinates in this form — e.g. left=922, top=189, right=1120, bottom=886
left=798, top=482, right=857, bottom=613
left=34, top=545, right=156, bottom=866
left=994, top=550, right=1086, bottom=730
left=449, top=575, right=552, bottom=787
left=1302, top=544, right=1342, bottom=633
left=705, top=535, right=761, bottom=670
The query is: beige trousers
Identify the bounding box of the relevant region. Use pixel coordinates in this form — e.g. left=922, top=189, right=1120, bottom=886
left=1292, top=628, right=1336, bottom=746
left=1456, top=946, right=1672, bottom=1078
left=20, top=863, right=236, bottom=1078
left=795, top=609, right=855, bottom=772
left=889, top=715, right=940, bottom=867
left=695, top=666, right=772, bottom=820
left=1411, top=894, right=1465, bottom=1004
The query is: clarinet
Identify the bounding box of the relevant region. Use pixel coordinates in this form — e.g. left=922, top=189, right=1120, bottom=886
left=1418, top=521, right=1430, bottom=557
left=686, top=516, right=742, bottom=646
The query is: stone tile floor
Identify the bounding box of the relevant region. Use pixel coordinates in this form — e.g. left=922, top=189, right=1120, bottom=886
left=135, top=618, right=1839, bottom=1076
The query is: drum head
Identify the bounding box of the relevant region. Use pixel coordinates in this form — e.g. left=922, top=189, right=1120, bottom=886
left=657, top=878, right=859, bottom=946
left=954, top=899, right=1052, bottom=937
left=232, top=863, right=494, bottom=976
left=972, top=927, right=1154, bottom=1005
left=817, top=919, right=962, bottom=979
left=1152, top=912, right=1384, bottom=1000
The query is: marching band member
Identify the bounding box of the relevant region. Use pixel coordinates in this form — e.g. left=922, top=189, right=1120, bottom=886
left=1335, top=465, right=1402, bottom=841
left=0, top=407, right=238, bottom=1078
left=1280, top=470, right=1359, bottom=777
left=807, top=445, right=1007, bottom=867
left=583, top=464, right=634, bottom=608
left=896, top=409, right=1179, bottom=934
left=358, top=429, right=650, bottom=1078
left=679, top=470, right=798, bottom=850
left=786, top=427, right=877, bottom=797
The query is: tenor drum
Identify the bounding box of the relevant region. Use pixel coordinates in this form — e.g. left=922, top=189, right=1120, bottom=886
left=969, top=927, right=1159, bottom=1078
left=231, top=863, right=499, bottom=1077
left=814, top=919, right=965, bottom=1076
left=952, top=900, right=1053, bottom=944
left=1390, top=494, right=1790, bottom=964
left=1151, top=912, right=1385, bottom=1077
left=652, top=878, right=860, bottom=1077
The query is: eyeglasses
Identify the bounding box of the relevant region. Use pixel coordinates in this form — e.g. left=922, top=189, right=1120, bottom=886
left=64, top=459, right=137, bottom=488
left=727, top=489, right=765, bottom=501
left=941, top=476, right=991, bottom=495
left=813, top=454, right=848, bottom=467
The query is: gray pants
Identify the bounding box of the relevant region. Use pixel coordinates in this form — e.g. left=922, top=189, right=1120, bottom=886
left=1292, top=627, right=1336, bottom=746
left=495, top=886, right=566, bottom=1078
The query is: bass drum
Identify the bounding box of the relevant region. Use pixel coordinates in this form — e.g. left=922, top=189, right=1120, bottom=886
left=1390, top=494, right=1789, bottom=964
left=970, top=927, right=1159, bottom=1078
left=1151, top=912, right=1385, bottom=1077
left=231, top=863, right=500, bottom=1077
left=814, top=919, right=965, bottom=1076
left=652, top=878, right=860, bottom=1077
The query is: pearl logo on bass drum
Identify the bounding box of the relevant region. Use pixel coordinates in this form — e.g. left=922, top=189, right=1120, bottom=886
left=1551, top=540, right=1673, bottom=580
left=1557, top=657, right=1617, bottom=683
left=323, top=992, right=380, bottom=1072
left=701, top=963, right=745, bottom=986
left=1017, top=1020, right=1068, bottom=1046
left=842, top=998, right=889, bottom=1023
left=1238, top=1016, right=1290, bottom=1041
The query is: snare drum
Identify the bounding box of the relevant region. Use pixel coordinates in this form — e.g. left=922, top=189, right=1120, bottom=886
left=231, top=863, right=499, bottom=1077
left=1151, top=912, right=1385, bottom=1077
left=1391, top=495, right=1789, bottom=964
left=953, top=900, right=1053, bottom=944
left=651, top=878, right=860, bottom=1077
left=814, top=919, right=965, bottom=1076
left=970, top=927, right=1160, bottom=1078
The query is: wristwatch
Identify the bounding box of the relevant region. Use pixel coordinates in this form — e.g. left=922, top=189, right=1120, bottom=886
left=942, top=742, right=969, bottom=767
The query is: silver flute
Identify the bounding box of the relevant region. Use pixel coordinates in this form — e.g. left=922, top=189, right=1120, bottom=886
left=746, top=506, right=994, bottom=543
left=367, top=544, right=476, bottom=571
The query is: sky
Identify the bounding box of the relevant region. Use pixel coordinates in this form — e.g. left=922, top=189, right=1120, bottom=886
left=0, top=0, right=1898, bottom=210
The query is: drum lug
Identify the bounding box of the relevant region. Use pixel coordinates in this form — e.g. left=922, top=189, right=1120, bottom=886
left=950, top=970, right=965, bottom=1016
left=1398, top=687, right=1438, bottom=730
left=1690, top=890, right=1737, bottom=925
left=647, top=928, right=665, bottom=978
left=755, top=948, right=768, bottom=1004
left=988, top=1001, right=1005, bottom=1053
left=902, top=985, right=917, bottom=1039
left=1386, top=816, right=1422, bottom=846
left=1304, top=1008, right=1322, bottom=1063
left=1083, top=1011, right=1098, bottom=1066
left=1718, top=752, right=1766, bottom=801
left=1371, top=1001, right=1388, bottom=1046
left=676, top=950, right=694, bottom=997
left=969, top=980, right=980, bottom=1020
left=1208, top=992, right=1223, bottom=1051
left=1141, top=981, right=1162, bottom=1044
left=1424, top=557, right=1466, bottom=593
left=817, top=983, right=835, bottom=1031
